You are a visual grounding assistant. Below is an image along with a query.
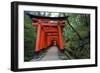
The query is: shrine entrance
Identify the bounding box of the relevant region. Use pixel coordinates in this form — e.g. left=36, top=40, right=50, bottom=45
left=28, top=14, right=66, bottom=53
left=51, top=40, right=57, bottom=46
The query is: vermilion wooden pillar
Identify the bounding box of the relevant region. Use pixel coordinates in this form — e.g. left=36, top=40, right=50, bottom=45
left=46, top=36, right=50, bottom=47
left=40, top=29, right=43, bottom=50
left=58, top=25, right=64, bottom=50
left=40, top=29, right=45, bottom=50
left=35, top=24, right=41, bottom=52
left=42, top=31, right=45, bottom=49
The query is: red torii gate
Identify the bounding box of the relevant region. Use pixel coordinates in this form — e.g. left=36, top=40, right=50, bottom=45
left=28, top=14, right=66, bottom=53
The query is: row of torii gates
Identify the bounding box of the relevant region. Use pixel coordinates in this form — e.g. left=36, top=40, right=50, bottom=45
left=28, top=14, right=66, bottom=53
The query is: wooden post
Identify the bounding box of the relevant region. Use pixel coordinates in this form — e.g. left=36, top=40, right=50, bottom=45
left=35, top=24, right=41, bottom=52
left=40, top=29, right=45, bottom=50
left=58, top=25, right=64, bottom=50
left=42, top=30, right=45, bottom=49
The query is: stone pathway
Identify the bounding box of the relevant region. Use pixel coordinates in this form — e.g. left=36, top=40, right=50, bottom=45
left=31, top=46, right=61, bottom=61
left=41, top=46, right=60, bottom=61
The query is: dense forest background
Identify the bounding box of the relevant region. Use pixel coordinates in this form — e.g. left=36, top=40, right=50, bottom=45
left=24, top=13, right=36, bottom=61
left=24, top=11, right=90, bottom=61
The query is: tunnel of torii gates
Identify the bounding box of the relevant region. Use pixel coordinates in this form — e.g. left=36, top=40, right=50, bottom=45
left=28, top=14, right=66, bottom=53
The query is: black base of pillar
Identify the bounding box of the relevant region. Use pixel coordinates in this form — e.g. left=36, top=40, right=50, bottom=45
left=33, top=51, right=40, bottom=59
left=33, top=48, right=46, bottom=59
left=60, top=49, right=65, bottom=52
left=34, top=51, right=40, bottom=55
left=41, top=48, right=45, bottom=51
left=58, top=48, right=66, bottom=60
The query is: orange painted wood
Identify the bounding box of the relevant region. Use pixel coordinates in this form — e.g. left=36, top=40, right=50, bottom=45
left=57, top=25, right=64, bottom=49
left=32, top=18, right=65, bottom=52
left=35, top=24, right=41, bottom=52
left=32, top=23, right=64, bottom=27
left=40, top=29, right=43, bottom=50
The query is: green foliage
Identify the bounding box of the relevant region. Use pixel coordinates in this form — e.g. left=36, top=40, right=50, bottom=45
left=63, top=13, right=90, bottom=59
left=24, top=14, right=36, bottom=61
